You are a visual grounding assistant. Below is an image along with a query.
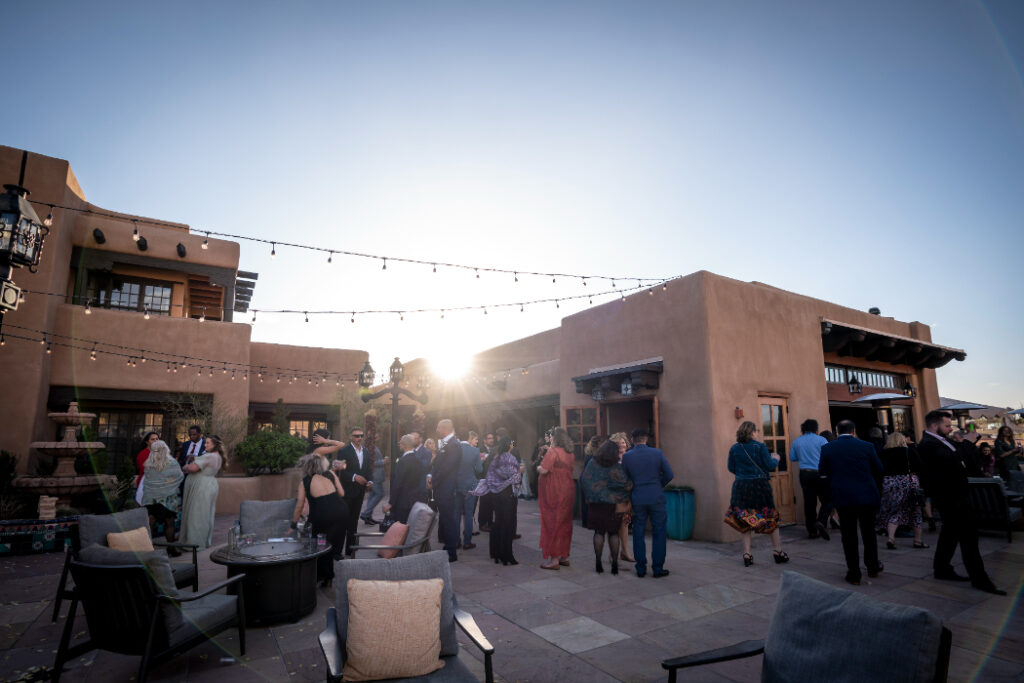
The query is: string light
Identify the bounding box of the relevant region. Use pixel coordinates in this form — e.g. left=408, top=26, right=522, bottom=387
left=432, top=264, right=436, bottom=273
left=45, top=341, right=52, bottom=354
left=251, top=311, right=256, bottom=323
left=382, top=258, right=387, bottom=270
left=351, top=312, right=355, bottom=323
left=327, top=251, right=333, bottom=264
left=514, top=272, right=518, bottom=283
left=144, top=308, right=150, bottom=319
left=475, top=269, right=480, bottom=279
left=18, top=291, right=24, bottom=303
left=201, top=232, right=209, bottom=250
left=199, top=307, right=206, bottom=323
left=40, top=334, right=46, bottom=346
left=581, top=278, right=587, bottom=287
left=90, top=343, right=97, bottom=361
left=140, top=352, right=146, bottom=363
left=43, top=206, right=54, bottom=227
left=84, top=300, right=91, bottom=314
left=662, top=282, right=667, bottom=292
left=132, top=221, right=140, bottom=242
left=305, top=312, right=309, bottom=323
left=270, top=242, right=276, bottom=258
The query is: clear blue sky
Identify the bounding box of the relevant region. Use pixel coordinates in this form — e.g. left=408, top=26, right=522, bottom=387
left=5, top=1, right=1023, bottom=405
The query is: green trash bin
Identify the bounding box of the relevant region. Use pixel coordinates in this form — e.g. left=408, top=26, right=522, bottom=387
left=664, top=485, right=695, bottom=540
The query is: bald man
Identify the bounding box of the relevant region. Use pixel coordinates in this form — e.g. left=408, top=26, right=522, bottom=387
left=428, top=419, right=462, bottom=562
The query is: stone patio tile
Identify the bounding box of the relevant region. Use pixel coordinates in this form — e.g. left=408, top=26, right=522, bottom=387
left=900, top=577, right=992, bottom=603
left=517, top=576, right=589, bottom=598
left=465, top=584, right=538, bottom=612
left=947, top=645, right=1024, bottom=682
left=691, top=583, right=761, bottom=611
left=729, top=595, right=779, bottom=621
left=577, top=632, right=677, bottom=683
left=638, top=593, right=716, bottom=622
left=704, top=653, right=765, bottom=682
left=270, top=619, right=323, bottom=655
left=952, top=625, right=1024, bottom=664
left=874, top=587, right=975, bottom=621
left=530, top=616, right=630, bottom=654
left=500, top=599, right=581, bottom=630
left=548, top=587, right=629, bottom=615
left=193, top=655, right=290, bottom=682
left=588, top=604, right=682, bottom=637
left=637, top=609, right=771, bottom=655
left=280, top=645, right=328, bottom=681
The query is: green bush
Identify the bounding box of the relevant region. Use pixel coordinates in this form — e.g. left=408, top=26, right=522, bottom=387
left=235, top=431, right=307, bottom=476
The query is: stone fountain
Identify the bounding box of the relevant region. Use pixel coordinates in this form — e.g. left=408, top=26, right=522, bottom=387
left=13, top=402, right=117, bottom=510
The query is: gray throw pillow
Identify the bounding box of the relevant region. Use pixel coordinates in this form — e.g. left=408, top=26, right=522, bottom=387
left=763, top=571, right=942, bottom=683
left=334, top=550, right=457, bottom=657
left=77, top=509, right=150, bottom=548
left=404, top=502, right=436, bottom=554
left=78, top=543, right=183, bottom=632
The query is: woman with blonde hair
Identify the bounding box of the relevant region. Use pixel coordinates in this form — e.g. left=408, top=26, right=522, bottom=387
left=723, top=421, right=787, bottom=566
left=537, top=427, right=575, bottom=569
left=292, top=452, right=347, bottom=586
left=876, top=431, right=926, bottom=550
left=609, top=432, right=636, bottom=563
left=141, top=439, right=184, bottom=553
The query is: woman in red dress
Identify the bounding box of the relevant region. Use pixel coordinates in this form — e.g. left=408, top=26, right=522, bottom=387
left=538, top=427, right=575, bottom=569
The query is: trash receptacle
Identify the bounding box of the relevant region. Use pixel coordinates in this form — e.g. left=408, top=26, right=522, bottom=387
left=664, top=485, right=695, bottom=540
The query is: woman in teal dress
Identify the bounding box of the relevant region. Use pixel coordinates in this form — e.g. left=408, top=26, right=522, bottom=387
left=180, top=434, right=224, bottom=549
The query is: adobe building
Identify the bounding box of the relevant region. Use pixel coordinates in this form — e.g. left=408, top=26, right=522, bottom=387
left=0, top=146, right=367, bottom=510
left=418, top=271, right=965, bottom=542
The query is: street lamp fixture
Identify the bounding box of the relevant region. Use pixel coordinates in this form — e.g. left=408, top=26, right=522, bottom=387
left=0, top=184, right=49, bottom=313
left=358, top=360, right=376, bottom=388
left=389, top=357, right=404, bottom=383
left=903, top=379, right=917, bottom=398
left=846, top=370, right=863, bottom=395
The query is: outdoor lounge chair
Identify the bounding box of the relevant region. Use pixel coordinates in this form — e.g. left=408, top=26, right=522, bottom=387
left=348, top=501, right=438, bottom=559
left=52, top=557, right=245, bottom=683
left=661, top=571, right=951, bottom=683
left=51, top=507, right=199, bottom=622
left=319, top=550, right=494, bottom=682
left=968, top=477, right=1023, bottom=542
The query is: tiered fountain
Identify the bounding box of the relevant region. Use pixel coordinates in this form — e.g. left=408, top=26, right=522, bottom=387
left=14, top=402, right=116, bottom=509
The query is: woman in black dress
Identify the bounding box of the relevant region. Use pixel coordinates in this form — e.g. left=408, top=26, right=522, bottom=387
left=292, top=453, right=348, bottom=587
left=581, top=439, right=632, bottom=574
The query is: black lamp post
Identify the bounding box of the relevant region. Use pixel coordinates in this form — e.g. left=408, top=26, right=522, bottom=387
left=360, top=358, right=428, bottom=490
left=0, top=183, right=50, bottom=314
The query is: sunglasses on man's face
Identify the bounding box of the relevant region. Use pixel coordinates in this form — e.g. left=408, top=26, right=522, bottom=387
left=351, top=434, right=364, bottom=439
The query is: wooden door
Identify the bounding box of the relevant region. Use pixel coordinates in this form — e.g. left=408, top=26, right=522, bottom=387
left=760, top=398, right=795, bottom=524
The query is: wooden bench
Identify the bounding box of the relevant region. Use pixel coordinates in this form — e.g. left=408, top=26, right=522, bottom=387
left=967, top=477, right=1023, bottom=543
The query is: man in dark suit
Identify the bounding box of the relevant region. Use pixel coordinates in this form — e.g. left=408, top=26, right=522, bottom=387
left=427, top=419, right=462, bottom=562
left=388, top=434, right=427, bottom=524
left=177, top=425, right=205, bottom=467
left=819, top=420, right=884, bottom=585
left=334, top=427, right=375, bottom=556
left=919, top=410, right=1006, bottom=595
left=621, top=428, right=674, bottom=578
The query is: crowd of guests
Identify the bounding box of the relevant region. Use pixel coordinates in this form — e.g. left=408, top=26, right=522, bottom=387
left=131, top=410, right=1020, bottom=595
left=133, top=424, right=224, bottom=555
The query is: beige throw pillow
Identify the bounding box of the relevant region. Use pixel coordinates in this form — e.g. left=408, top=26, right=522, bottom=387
left=107, top=526, right=154, bottom=552
left=377, top=522, right=410, bottom=559
left=342, top=578, right=445, bottom=681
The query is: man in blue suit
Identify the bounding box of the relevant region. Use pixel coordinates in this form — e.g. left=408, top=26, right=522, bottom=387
left=621, top=428, right=674, bottom=578
left=427, top=419, right=462, bottom=562
left=819, top=420, right=884, bottom=585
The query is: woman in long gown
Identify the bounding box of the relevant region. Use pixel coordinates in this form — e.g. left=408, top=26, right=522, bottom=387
left=180, top=435, right=224, bottom=549
left=537, top=427, right=575, bottom=570
left=292, top=452, right=347, bottom=586
left=141, top=439, right=184, bottom=552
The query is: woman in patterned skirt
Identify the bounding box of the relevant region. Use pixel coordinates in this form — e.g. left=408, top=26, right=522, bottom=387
left=723, top=421, right=788, bottom=567
left=876, top=431, right=926, bottom=550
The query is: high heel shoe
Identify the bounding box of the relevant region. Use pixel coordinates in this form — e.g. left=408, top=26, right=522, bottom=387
left=494, top=558, right=500, bottom=564
left=773, top=551, right=789, bottom=564
left=610, top=561, right=618, bottom=575
left=886, top=540, right=897, bottom=550
left=502, top=559, right=519, bottom=566
left=595, top=559, right=604, bottom=574
left=743, top=553, right=754, bottom=567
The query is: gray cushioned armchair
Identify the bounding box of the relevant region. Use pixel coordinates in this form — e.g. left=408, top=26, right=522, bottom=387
left=319, top=550, right=494, bottom=682
left=662, top=571, right=951, bottom=683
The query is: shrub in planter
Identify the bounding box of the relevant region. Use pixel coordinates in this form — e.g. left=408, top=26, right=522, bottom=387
left=236, top=431, right=307, bottom=476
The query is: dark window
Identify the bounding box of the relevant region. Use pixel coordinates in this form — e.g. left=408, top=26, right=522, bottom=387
left=95, top=411, right=164, bottom=473
left=85, top=272, right=174, bottom=315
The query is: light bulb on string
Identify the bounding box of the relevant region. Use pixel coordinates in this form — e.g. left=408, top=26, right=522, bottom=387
left=581, top=278, right=587, bottom=287
left=520, top=303, right=524, bottom=313
left=432, top=263, right=436, bottom=273
left=556, top=300, right=560, bottom=309
left=181, top=358, right=188, bottom=368
left=327, top=251, right=333, bottom=264
left=44, top=206, right=54, bottom=227
left=351, top=312, right=355, bottom=324
left=440, top=309, right=445, bottom=319
left=276, top=374, right=281, bottom=383
left=304, top=312, right=309, bottom=323
left=166, top=363, right=172, bottom=373
left=382, top=258, right=387, bottom=270
left=131, top=357, right=137, bottom=368
left=620, top=292, right=626, bottom=301
left=251, top=311, right=256, bottom=323
left=140, top=352, right=146, bottom=364
left=199, top=307, right=206, bottom=323
left=475, top=269, right=479, bottom=279
left=144, top=308, right=150, bottom=319
left=90, top=343, right=97, bottom=361
left=201, top=232, right=209, bottom=250
left=231, top=371, right=236, bottom=381
left=483, top=307, right=488, bottom=315
left=222, top=365, right=227, bottom=374
left=399, top=312, right=404, bottom=321
left=588, top=296, right=593, bottom=305
left=552, top=276, right=556, bottom=284
left=662, top=282, right=667, bottom=292
left=197, top=367, right=202, bottom=377
left=40, top=335, right=46, bottom=346
left=132, top=222, right=140, bottom=242
left=1, top=334, right=5, bottom=346
left=648, top=289, right=654, bottom=296
left=84, top=300, right=91, bottom=314
left=18, top=291, right=25, bottom=303
left=126, top=357, right=132, bottom=367
left=208, top=368, right=214, bottom=377
left=612, top=280, right=617, bottom=289
left=45, top=342, right=52, bottom=354
left=514, top=272, right=518, bottom=283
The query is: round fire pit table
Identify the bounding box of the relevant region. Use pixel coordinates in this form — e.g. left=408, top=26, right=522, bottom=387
left=211, top=538, right=332, bottom=625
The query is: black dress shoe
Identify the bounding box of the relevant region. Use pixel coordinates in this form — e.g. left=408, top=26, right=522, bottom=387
left=934, top=570, right=971, bottom=582
left=362, top=517, right=380, bottom=526
left=845, top=574, right=861, bottom=586
left=868, top=562, right=883, bottom=578
left=972, top=582, right=1007, bottom=596
left=635, top=569, right=646, bottom=578
left=652, top=570, right=670, bottom=578
left=816, top=521, right=830, bottom=541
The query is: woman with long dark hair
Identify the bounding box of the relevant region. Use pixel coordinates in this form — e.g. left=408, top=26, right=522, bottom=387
left=469, top=436, right=521, bottom=565
left=994, top=426, right=1022, bottom=482
left=581, top=440, right=632, bottom=574
left=180, top=434, right=224, bottom=548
